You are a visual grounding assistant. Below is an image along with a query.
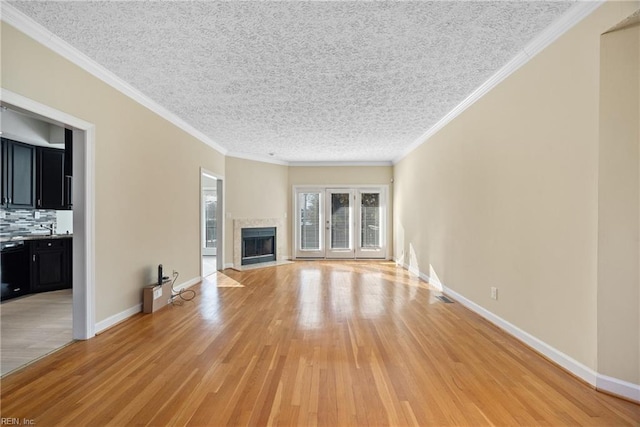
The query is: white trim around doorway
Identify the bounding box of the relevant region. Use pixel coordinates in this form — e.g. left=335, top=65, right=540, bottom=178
left=1, top=88, right=96, bottom=340
left=200, top=168, right=225, bottom=276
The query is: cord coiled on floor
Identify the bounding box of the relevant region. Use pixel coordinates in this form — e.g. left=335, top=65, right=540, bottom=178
left=170, top=271, right=196, bottom=305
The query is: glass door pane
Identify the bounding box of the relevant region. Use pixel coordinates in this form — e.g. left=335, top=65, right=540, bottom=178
left=203, top=188, right=217, bottom=256
left=326, top=189, right=355, bottom=258
left=356, top=189, right=385, bottom=258
left=361, top=193, right=380, bottom=248
left=295, top=190, right=324, bottom=258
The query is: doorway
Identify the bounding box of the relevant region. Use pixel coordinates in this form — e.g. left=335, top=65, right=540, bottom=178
left=0, top=90, right=94, bottom=375
left=293, top=186, right=387, bottom=259
left=201, top=169, right=223, bottom=277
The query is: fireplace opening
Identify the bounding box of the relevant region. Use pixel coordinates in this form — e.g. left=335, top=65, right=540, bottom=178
left=241, top=227, right=276, bottom=265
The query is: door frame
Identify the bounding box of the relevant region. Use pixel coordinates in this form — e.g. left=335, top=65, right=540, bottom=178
left=201, top=173, right=217, bottom=257
left=200, top=168, right=224, bottom=274
left=1, top=88, right=96, bottom=340
left=292, top=185, right=389, bottom=260
left=293, top=187, right=325, bottom=258
left=325, top=188, right=356, bottom=259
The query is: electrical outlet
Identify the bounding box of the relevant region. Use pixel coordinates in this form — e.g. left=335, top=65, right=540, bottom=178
left=173, top=270, right=178, bottom=276
left=490, top=287, right=498, bottom=300
left=153, top=288, right=162, bottom=300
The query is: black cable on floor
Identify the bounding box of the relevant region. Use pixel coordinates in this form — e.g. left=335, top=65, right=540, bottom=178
left=170, top=271, right=196, bottom=305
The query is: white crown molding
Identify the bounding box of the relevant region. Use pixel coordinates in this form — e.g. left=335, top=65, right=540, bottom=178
left=3, top=1, right=606, bottom=167
left=289, top=161, right=393, bottom=167
left=394, top=258, right=639, bottom=404
left=1, top=3, right=228, bottom=156
left=227, top=150, right=394, bottom=167
left=393, top=0, right=606, bottom=165
left=226, top=151, right=290, bottom=166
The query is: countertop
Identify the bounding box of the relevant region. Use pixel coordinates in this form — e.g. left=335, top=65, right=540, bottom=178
left=0, top=234, right=73, bottom=243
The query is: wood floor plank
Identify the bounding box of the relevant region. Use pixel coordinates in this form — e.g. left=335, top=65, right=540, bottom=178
left=1, top=261, right=638, bottom=426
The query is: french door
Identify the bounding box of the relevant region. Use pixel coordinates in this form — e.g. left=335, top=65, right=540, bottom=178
left=326, top=189, right=355, bottom=258
left=294, top=187, right=386, bottom=259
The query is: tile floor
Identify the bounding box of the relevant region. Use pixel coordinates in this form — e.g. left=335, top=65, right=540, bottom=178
left=1, top=289, right=73, bottom=376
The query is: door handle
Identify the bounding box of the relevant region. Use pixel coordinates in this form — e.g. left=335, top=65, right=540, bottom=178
left=65, top=176, right=72, bottom=208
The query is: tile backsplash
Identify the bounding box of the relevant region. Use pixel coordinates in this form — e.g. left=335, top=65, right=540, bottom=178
left=0, top=208, right=62, bottom=239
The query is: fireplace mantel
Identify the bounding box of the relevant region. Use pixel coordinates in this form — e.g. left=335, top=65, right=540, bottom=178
left=233, top=218, right=285, bottom=269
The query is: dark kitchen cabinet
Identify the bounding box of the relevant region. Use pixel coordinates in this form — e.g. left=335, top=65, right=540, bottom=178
left=36, top=147, right=65, bottom=210
left=1, top=138, right=36, bottom=209
left=64, top=128, right=73, bottom=177
left=30, top=238, right=72, bottom=293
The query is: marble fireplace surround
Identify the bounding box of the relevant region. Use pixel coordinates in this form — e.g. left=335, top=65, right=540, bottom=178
left=233, top=218, right=285, bottom=269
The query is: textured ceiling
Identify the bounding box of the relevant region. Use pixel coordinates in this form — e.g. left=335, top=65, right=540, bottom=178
left=8, top=1, right=575, bottom=163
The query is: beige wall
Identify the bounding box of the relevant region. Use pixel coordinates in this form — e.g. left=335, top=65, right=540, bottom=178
left=598, top=23, right=640, bottom=384
left=1, top=22, right=225, bottom=322
left=393, top=0, right=639, bottom=382
left=288, top=165, right=393, bottom=187
left=224, top=164, right=393, bottom=264
left=224, top=157, right=289, bottom=263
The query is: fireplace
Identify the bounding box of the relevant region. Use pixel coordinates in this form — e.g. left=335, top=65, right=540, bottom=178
left=241, top=227, right=276, bottom=265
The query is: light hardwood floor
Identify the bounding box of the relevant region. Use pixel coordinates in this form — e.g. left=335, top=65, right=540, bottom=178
left=1, top=261, right=638, bottom=426
left=0, top=289, right=73, bottom=376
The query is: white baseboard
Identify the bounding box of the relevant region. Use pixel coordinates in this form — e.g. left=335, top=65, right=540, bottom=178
left=172, top=276, right=201, bottom=292
left=224, top=262, right=234, bottom=269
left=393, top=258, right=639, bottom=404
left=94, top=276, right=201, bottom=334
left=395, top=259, right=431, bottom=285
left=442, top=285, right=599, bottom=386
left=596, top=373, right=640, bottom=403
left=95, top=304, right=141, bottom=334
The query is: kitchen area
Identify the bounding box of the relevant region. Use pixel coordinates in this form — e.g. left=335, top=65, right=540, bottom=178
left=1, top=107, right=74, bottom=376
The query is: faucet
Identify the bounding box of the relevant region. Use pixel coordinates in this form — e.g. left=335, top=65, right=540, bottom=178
left=40, top=223, right=55, bottom=236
